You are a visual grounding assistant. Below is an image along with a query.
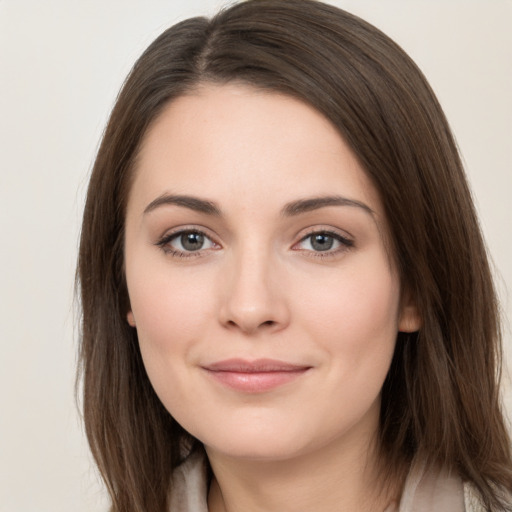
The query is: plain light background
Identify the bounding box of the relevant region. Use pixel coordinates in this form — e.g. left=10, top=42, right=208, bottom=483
left=0, top=1, right=510, bottom=510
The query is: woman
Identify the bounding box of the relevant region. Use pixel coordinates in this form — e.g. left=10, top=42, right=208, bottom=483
left=77, top=0, right=512, bottom=510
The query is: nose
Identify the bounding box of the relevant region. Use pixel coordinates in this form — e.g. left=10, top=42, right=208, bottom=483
left=218, top=249, right=290, bottom=335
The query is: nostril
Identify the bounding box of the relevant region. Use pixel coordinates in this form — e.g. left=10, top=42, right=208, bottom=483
left=225, top=319, right=276, bottom=331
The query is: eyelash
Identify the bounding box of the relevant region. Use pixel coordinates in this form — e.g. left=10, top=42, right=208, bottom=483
left=155, top=228, right=354, bottom=259
left=155, top=228, right=219, bottom=258
left=293, top=229, right=354, bottom=258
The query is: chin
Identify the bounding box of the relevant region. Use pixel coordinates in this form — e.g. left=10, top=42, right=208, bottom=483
left=193, top=419, right=335, bottom=463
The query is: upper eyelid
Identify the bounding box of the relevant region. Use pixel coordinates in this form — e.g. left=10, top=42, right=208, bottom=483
left=296, top=225, right=354, bottom=241
left=157, top=225, right=218, bottom=242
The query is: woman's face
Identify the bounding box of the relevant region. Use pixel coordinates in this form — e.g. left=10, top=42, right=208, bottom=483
left=124, top=83, right=419, bottom=462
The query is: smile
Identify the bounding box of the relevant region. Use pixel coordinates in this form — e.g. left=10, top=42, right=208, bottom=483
left=201, top=358, right=312, bottom=393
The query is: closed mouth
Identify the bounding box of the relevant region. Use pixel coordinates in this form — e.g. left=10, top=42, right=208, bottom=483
left=201, top=358, right=311, bottom=393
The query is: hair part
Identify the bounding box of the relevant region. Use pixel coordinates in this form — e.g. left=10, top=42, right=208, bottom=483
left=77, top=1, right=512, bottom=510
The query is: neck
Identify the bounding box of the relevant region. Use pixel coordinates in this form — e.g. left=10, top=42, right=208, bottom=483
left=206, top=426, right=398, bottom=512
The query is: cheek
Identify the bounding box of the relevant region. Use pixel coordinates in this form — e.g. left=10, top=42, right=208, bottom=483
left=296, top=255, right=400, bottom=365
left=125, top=259, right=217, bottom=385
left=303, top=259, right=399, bottom=324
left=298, top=258, right=400, bottom=419
left=128, top=258, right=214, bottom=335
left=125, top=268, right=217, bottom=425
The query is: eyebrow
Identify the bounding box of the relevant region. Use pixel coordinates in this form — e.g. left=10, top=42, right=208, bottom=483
left=282, top=195, right=375, bottom=217
left=143, top=193, right=374, bottom=217
left=144, top=194, right=221, bottom=216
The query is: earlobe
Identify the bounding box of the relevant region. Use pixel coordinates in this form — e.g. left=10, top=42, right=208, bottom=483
left=398, top=303, right=422, bottom=333
left=127, top=311, right=136, bottom=327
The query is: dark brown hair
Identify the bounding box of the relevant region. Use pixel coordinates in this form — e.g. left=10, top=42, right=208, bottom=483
left=77, top=0, right=512, bottom=510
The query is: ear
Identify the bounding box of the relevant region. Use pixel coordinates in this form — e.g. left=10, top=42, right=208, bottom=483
left=398, top=293, right=421, bottom=333
left=127, top=311, right=136, bottom=327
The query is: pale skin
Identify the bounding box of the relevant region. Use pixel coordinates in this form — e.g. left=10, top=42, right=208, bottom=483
left=124, top=83, right=421, bottom=512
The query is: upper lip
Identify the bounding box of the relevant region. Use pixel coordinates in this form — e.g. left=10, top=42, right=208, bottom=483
left=202, top=358, right=311, bottom=373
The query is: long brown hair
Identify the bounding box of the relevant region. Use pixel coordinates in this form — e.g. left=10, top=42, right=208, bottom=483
left=77, top=0, right=512, bottom=510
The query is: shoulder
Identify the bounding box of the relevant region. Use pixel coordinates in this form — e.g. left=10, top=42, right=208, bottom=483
left=401, top=460, right=510, bottom=512
left=168, top=449, right=209, bottom=512
left=399, top=460, right=464, bottom=512
left=463, top=480, right=512, bottom=512
left=463, top=482, right=486, bottom=512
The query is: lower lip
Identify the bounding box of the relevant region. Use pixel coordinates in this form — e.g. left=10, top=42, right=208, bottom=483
left=204, top=369, right=309, bottom=393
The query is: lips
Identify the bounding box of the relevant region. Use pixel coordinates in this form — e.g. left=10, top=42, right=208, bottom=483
left=202, top=358, right=311, bottom=393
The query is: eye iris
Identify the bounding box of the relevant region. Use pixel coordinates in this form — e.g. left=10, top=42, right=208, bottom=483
left=181, top=232, right=204, bottom=251
left=311, top=233, right=334, bottom=251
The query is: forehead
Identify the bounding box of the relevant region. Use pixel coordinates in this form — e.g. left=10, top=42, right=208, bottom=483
left=129, top=83, right=383, bottom=220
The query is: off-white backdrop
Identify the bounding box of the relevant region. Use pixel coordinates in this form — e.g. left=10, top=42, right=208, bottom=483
left=1, top=1, right=510, bottom=511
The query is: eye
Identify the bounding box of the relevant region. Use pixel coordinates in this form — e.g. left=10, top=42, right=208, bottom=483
left=294, top=230, right=353, bottom=254
left=156, top=229, right=217, bottom=256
